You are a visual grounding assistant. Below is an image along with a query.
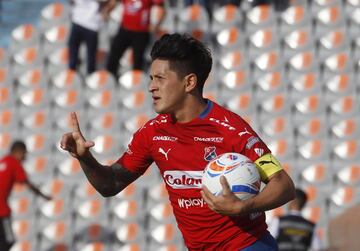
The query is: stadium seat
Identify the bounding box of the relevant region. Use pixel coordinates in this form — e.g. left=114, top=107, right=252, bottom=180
left=12, top=46, right=43, bottom=75
left=74, top=223, right=112, bottom=244
left=85, top=70, right=116, bottom=92
left=17, top=67, right=47, bottom=93
left=300, top=161, right=333, bottom=185
left=43, top=24, right=70, bottom=54
left=259, top=114, right=294, bottom=138
left=219, top=69, right=251, bottom=92
left=10, top=240, right=37, bottom=251
left=318, top=28, right=350, bottom=60
left=212, top=4, right=243, bottom=33
left=57, top=156, right=84, bottom=183
left=51, top=69, right=83, bottom=92
left=38, top=242, right=70, bottom=251
left=112, top=182, right=144, bottom=202
left=333, top=139, right=359, bottom=161
left=74, top=180, right=102, bottom=201
left=293, top=94, right=326, bottom=122
left=40, top=219, right=73, bottom=244
left=330, top=186, right=360, bottom=208
left=259, top=93, right=291, bottom=118
left=123, top=112, right=152, bottom=134
left=282, top=27, right=314, bottom=60
left=112, top=243, right=147, bottom=251
left=216, top=26, right=245, bottom=52
left=118, top=69, right=147, bottom=92
left=219, top=49, right=249, bottom=71
left=46, top=47, right=69, bottom=76
left=300, top=185, right=329, bottom=206
left=75, top=242, right=111, bottom=251
left=23, top=154, right=53, bottom=182
left=253, top=49, right=282, bottom=74
left=12, top=218, right=37, bottom=241
left=289, top=72, right=322, bottom=100
left=315, top=5, right=346, bottom=36
left=302, top=204, right=327, bottom=223
left=149, top=223, right=182, bottom=245
left=148, top=201, right=174, bottom=224
left=120, top=90, right=151, bottom=112
left=18, top=87, right=49, bottom=112
left=0, top=48, right=9, bottom=67
left=177, top=4, right=210, bottom=42
left=296, top=115, right=327, bottom=139
left=325, top=73, right=356, bottom=102
left=39, top=198, right=71, bottom=221
left=0, top=86, right=14, bottom=109
left=0, top=108, right=17, bottom=130
left=266, top=137, right=296, bottom=160
left=323, top=50, right=353, bottom=75
left=280, top=4, right=311, bottom=35
left=87, top=133, right=121, bottom=156
left=147, top=182, right=169, bottom=207
left=0, top=131, right=14, bottom=156
left=248, top=27, right=279, bottom=58
left=152, top=4, right=175, bottom=38
left=298, top=139, right=329, bottom=161
left=0, top=67, right=13, bottom=87
left=288, top=50, right=318, bottom=78
left=87, top=89, right=118, bottom=111
left=329, top=95, right=359, bottom=122
left=23, top=132, right=53, bottom=155
left=334, top=162, right=360, bottom=186
left=255, top=70, right=287, bottom=100
left=114, top=222, right=146, bottom=244
left=9, top=196, right=35, bottom=219
left=224, top=91, right=256, bottom=115
left=39, top=2, right=70, bottom=31
left=134, top=164, right=162, bottom=189
left=111, top=199, right=145, bottom=223
left=88, top=111, right=120, bottom=133
left=41, top=178, right=72, bottom=199
left=10, top=24, right=39, bottom=53
left=330, top=117, right=360, bottom=140
left=246, top=4, right=276, bottom=33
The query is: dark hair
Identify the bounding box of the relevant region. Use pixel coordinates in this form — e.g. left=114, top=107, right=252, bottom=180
left=10, top=140, right=27, bottom=153
left=295, top=188, right=308, bottom=210
left=150, top=33, right=212, bottom=92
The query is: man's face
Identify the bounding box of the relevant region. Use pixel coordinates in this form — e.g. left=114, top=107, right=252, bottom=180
left=149, top=59, right=187, bottom=114
left=15, top=149, right=27, bottom=162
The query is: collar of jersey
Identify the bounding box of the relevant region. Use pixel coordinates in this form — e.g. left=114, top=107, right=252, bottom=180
left=198, top=99, right=213, bottom=119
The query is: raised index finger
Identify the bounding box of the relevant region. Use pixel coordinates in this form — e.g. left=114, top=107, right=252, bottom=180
left=70, top=112, right=81, bottom=132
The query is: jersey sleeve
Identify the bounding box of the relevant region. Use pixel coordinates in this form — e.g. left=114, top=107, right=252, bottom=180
left=117, top=126, right=153, bottom=175
left=230, top=118, right=271, bottom=162
left=14, top=161, right=27, bottom=183
left=229, top=115, right=282, bottom=181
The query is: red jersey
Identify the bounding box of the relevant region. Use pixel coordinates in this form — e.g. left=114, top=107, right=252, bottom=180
left=118, top=101, right=271, bottom=250
left=121, top=0, right=163, bottom=32
left=0, top=155, right=27, bottom=217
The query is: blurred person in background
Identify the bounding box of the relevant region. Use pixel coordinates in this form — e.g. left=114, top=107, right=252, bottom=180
left=106, top=0, right=166, bottom=78
left=0, top=141, right=51, bottom=251
left=269, top=188, right=322, bottom=251
left=68, top=0, right=115, bottom=74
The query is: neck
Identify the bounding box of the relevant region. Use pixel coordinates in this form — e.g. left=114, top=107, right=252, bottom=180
left=171, top=95, right=208, bottom=123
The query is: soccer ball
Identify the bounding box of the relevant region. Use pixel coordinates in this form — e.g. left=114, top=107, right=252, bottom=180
left=202, top=152, right=261, bottom=200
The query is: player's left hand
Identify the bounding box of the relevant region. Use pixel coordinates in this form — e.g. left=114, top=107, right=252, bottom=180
left=200, top=176, right=250, bottom=216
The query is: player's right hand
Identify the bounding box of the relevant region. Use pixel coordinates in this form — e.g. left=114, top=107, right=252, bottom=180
left=60, top=112, right=95, bottom=159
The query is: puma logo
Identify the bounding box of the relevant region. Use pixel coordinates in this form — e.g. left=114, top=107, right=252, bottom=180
left=159, top=147, right=171, bottom=161
left=238, top=128, right=251, bottom=136
left=259, top=160, right=276, bottom=166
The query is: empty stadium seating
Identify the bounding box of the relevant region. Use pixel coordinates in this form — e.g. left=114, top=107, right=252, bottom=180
left=0, top=0, right=359, bottom=250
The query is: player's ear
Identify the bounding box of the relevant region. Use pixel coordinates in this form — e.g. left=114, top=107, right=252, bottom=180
left=184, top=73, right=197, bottom=93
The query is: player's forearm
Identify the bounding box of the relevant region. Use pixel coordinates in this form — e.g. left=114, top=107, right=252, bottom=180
left=78, top=153, right=125, bottom=197
left=242, top=170, right=295, bottom=213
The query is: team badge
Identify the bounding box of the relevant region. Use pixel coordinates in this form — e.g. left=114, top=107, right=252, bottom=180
left=204, top=146, right=217, bottom=161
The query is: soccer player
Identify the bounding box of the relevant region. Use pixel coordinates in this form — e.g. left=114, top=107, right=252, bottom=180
left=60, top=33, right=295, bottom=250
left=0, top=141, right=52, bottom=251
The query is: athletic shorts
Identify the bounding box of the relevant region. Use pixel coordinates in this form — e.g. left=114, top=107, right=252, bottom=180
left=0, top=217, right=15, bottom=251
left=240, top=231, right=278, bottom=251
